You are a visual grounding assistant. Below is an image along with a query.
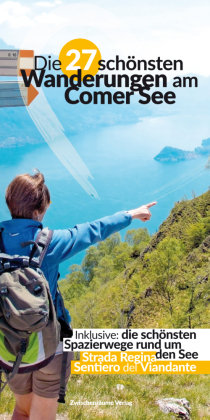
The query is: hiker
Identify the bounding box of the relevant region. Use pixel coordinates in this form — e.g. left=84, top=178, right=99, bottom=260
left=0, top=171, right=156, bottom=420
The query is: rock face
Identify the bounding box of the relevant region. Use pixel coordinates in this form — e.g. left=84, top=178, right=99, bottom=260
left=156, top=398, right=191, bottom=419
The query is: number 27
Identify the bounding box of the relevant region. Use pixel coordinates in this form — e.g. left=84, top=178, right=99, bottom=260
left=66, top=49, right=97, bottom=71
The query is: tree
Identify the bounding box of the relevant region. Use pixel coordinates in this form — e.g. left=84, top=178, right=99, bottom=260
left=146, top=238, right=184, bottom=317
left=61, top=264, right=88, bottom=301
left=125, top=228, right=150, bottom=246
left=185, top=221, right=206, bottom=250
left=82, top=233, right=121, bottom=281
left=82, top=246, right=100, bottom=281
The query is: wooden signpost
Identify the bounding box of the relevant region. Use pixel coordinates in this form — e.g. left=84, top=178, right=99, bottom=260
left=0, top=49, right=38, bottom=107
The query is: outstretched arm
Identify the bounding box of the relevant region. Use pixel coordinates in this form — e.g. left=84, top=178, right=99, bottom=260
left=47, top=203, right=157, bottom=264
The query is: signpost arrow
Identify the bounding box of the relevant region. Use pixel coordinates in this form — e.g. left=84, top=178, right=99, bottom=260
left=0, top=81, right=39, bottom=107
left=0, top=49, right=38, bottom=107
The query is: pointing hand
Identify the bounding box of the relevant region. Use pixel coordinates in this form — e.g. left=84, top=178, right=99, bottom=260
left=128, top=202, right=157, bottom=222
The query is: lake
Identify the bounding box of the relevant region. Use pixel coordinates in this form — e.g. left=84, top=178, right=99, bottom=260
left=0, top=121, right=209, bottom=277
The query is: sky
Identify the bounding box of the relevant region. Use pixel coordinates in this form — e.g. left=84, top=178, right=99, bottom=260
left=0, top=0, right=209, bottom=76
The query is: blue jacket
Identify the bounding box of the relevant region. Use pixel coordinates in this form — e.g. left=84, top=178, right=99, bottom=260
left=0, top=211, right=132, bottom=322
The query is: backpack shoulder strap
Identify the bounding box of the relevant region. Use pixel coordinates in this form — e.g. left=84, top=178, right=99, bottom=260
left=57, top=352, right=68, bottom=404
left=0, top=229, right=5, bottom=253
left=30, top=228, right=53, bottom=267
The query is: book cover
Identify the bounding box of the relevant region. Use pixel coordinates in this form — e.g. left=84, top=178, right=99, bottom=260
left=0, top=1, right=209, bottom=419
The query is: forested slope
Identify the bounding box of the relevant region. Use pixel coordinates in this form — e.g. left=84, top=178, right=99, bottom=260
left=60, top=191, right=210, bottom=329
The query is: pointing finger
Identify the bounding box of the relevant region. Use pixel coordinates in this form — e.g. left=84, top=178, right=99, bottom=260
left=146, top=201, right=157, bottom=208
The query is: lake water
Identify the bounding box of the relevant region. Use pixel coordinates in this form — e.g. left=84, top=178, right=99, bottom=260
left=0, top=121, right=209, bottom=277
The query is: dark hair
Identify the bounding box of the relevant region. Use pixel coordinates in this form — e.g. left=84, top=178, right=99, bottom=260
left=5, top=171, right=50, bottom=219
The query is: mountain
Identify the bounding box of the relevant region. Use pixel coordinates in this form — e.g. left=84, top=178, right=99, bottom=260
left=154, top=138, right=210, bottom=162
left=60, top=190, right=210, bottom=329
left=154, top=146, right=197, bottom=162
left=195, top=137, right=210, bottom=154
